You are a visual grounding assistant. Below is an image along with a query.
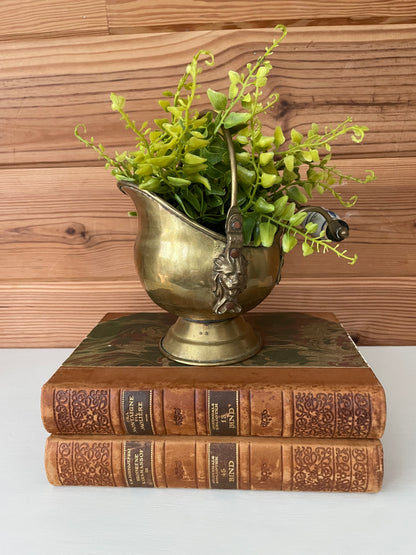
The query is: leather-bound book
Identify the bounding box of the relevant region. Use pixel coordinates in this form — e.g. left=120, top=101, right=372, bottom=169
left=45, top=435, right=384, bottom=492
left=41, top=312, right=386, bottom=439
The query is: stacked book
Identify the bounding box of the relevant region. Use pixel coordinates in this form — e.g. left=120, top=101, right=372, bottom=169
left=41, top=312, right=385, bottom=492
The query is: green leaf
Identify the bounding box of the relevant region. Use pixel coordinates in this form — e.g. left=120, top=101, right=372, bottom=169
left=242, top=213, right=258, bottom=244
left=139, top=177, right=161, bottom=191
left=182, top=188, right=201, bottom=211
left=291, top=128, right=303, bottom=144
left=274, top=126, right=286, bottom=147
left=236, top=134, right=249, bottom=145
left=287, top=186, right=308, bottom=204
left=229, top=70, right=240, bottom=85
left=201, top=141, right=227, bottom=165
left=309, top=122, right=319, bottom=135
left=166, top=106, right=183, bottom=119
left=236, top=164, right=256, bottom=186
left=174, top=193, right=197, bottom=219
left=167, top=176, right=191, bottom=187
left=207, top=88, right=228, bottom=111
left=235, top=151, right=251, bottom=164
left=284, top=155, right=295, bottom=172
left=228, top=83, right=239, bottom=99
left=259, top=152, right=274, bottom=166
left=110, top=93, right=125, bottom=112
left=154, top=118, right=169, bottom=129
left=273, top=195, right=288, bottom=216
left=150, top=154, right=175, bottom=167
left=259, top=221, right=277, bottom=247
left=303, top=182, right=313, bottom=198
left=223, top=112, right=251, bottom=129
left=257, top=66, right=268, bottom=79
left=184, top=152, right=207, bottom=165
left=256, top=136, right=274, bottom=150
left=302, top=241, right=314, bottom=256
left=206, top=196, right=223, bottom=209
left=255, top=197, right=275, bottom=214
left=134, top=164, right=153, bottom=176
left=186, top=137, right=210, bottom=150
left=282, top=233, right=297, bottom=253
left=310, top=149, right=320, bottom=163
left=289, top=211, right=307, bottom=227
left=158, top=99, right=170, bottom=111
left=305, top=222, right=319, bottom=234
left=183, top=163, right=207, bottom=175
left=192, top=173, right=211, bottom=190
left=253, top=223, right=262, bottom=247
left=280, top=201, right=296, bottom=220
left=261, top=172, right=277, bottom=188
left=256, top=76, right=267, bottom=87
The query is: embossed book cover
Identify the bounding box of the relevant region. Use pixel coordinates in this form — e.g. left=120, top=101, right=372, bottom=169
left=41, top=312, right=386, bottom=439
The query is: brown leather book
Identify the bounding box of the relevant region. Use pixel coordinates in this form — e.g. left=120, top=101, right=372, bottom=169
left=41, top=312, right=386, bottom=439
left=45, top=435, right=384, bottom=492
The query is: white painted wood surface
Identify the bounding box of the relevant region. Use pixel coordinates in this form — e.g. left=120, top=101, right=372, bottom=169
left=0, top=346, right=415, bottom=555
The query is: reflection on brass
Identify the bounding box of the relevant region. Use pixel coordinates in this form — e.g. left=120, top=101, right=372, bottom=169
left=118, top=183, right=281, bottom=365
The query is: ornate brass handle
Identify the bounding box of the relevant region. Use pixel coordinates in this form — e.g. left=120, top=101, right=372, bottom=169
left=212, top=127, right=248, bottom=315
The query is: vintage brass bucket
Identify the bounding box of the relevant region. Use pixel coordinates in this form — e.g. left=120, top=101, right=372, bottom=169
left=119, top=129, right=282, bottom=365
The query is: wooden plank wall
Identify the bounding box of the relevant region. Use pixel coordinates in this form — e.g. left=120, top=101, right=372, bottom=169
left=1, top=1, right=415, bottom=347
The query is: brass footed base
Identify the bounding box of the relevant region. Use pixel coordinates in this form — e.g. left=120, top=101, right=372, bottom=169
left=160, top=316, right=262, bottom=366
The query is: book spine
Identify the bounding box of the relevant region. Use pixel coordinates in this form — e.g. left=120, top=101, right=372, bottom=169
left=41, top=385, right=386, bottom=439
left=45, top=435, right=384, bottom=492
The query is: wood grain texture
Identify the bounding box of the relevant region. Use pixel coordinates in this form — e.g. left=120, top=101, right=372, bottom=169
left=1, top=13, right=415, bottom=347
left=0, top=1, right=109, bottom=41
left=106, top=1, right=416, bottom=34
left=1, top=158, right=415, bottom=280
left=1, top=25, right=416, bottom=166
left=0, top=1, right=414, bottom=41
left=1, top=278, right=414, bottom=347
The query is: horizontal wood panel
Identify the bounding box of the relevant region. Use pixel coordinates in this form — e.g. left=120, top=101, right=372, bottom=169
left=0, top=158, right=416, bottom=281
left=1, top=1, right=414, bottom=41
left=1, top=278, right=414, bottom=346
left=1, top=25, right=416, bottom=166
left=107, top=0, right=416, bottom=34
left=1, top=158, right=415, bottom=280
left=0, top=1, right=109, bottom=41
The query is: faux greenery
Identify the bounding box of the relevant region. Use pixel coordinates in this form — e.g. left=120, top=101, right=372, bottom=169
left=75, top=24, right=375, bottom=264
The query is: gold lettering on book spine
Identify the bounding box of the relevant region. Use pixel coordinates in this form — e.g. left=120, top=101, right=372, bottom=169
left=54, top=389, right=113, bottom=434
left=294, top=391, right=371, bottom=438
left=56, top=441, right=115, bottom=486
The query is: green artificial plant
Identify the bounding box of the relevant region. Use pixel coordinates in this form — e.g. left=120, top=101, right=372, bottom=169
left=75, top=25, right=375, bottom=264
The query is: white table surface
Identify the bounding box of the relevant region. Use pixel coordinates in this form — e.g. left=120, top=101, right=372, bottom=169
left=0, top=346, right=415, bottom=555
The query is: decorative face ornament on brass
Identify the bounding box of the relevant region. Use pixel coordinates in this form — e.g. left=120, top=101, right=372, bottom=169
left=211, top=123, right=249, bottom=315
left=212, top=206, right=248, bottom=314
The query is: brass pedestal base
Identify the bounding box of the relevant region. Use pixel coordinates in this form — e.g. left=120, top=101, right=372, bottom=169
left=160, top=316, right=262, bottom=366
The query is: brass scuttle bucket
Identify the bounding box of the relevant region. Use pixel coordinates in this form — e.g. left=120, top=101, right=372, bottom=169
left=119, top=129, right=282, bottom=366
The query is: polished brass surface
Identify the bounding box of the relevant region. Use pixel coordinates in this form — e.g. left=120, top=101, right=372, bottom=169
left=160, top=316, right=262, bottom=366
left=119, top=182, right=281, bottom=364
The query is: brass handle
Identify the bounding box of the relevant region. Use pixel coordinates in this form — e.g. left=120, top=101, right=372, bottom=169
left=212, top=126, right=248, bottom=315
